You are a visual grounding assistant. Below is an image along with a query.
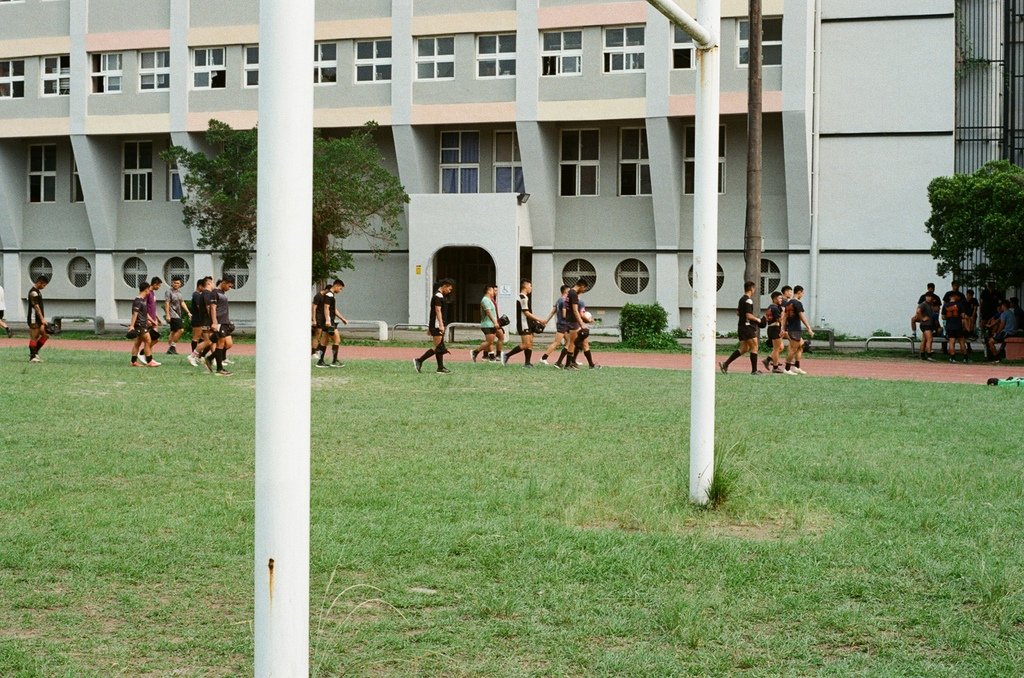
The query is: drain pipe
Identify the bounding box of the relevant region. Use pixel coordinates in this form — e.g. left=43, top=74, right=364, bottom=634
left=809, top=0, right=822, bottom=324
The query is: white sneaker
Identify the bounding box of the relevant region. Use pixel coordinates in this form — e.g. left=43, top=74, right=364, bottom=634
left=783, top=368, right=797, bottom=375
left=29, top=355, right=41, bottom=363
left=222, top=359, right=233, bottom=365
left=187, top=352, right=199, bottom=367
left=138, top=356, right=148, bottom=365
left=540, top=358, right=548, bottom=365
left=500, top=351, right=509, bottom=366
left=793, top=367, right=807, bottom=375
left=146, top=359, right=161, bottom=367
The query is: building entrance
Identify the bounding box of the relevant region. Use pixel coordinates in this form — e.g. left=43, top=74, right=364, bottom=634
left=433, top=246, right=496, bottom=323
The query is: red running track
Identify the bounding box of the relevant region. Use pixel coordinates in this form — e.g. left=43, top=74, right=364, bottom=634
left=4, top=337, right=1017, bottom=385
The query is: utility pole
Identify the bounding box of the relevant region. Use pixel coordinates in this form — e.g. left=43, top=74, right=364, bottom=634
left=744, top=0, right=763, bottom=297
left=647, top=0, right=721, bottom=505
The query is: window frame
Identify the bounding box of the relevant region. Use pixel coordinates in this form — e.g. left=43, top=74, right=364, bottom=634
left=493, top=130, right=524, bottom=194
left=354, top=39, right=392, bottom=83
left=477, top=33, right=516, bottom=79
left=541, top=30, right=582, bottom=77
left=439, top=130, right=480, bottom=194
left=168, top=161, right=183, bottom=201
left=243, top=45, right=259, bottom=88
left=614, top=258, right=650, bottom=295
left=0, top=59, right=25, bottom=99
left=41, top=54, right=71, bottom=97
left=123, top=141, right=154, bottom=202
left=603, top=25, right=645, bottom=74
left=68, top=256, right=92, bottom=288
left=91, top=52, right=123, bottom=93
left=28, top=143, right=57, bottom=204
left=313, top=41, right=338, bottom=85
left=738, top=16, right=783, bottom=67
left=416, top=36, right=455, bottom=81
left=683, top=124, right=726, bottom=195
left=122, top=256, right=148, bottom=289
left=71, top=156, right=84, bottom=203
left=192, top=47, right=226, bottom=90
left=559, top=129, right=600, bottom=197
left=619, top=127, right=651, bottom=196
left=672, top=26, right=695, bottom=70
left=561, top=258, right=597, bottom=289
left=138, top=49, right=170, bottom=91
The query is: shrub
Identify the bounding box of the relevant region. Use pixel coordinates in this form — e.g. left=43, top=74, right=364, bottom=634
left=619, top=303, right=678, bottom=350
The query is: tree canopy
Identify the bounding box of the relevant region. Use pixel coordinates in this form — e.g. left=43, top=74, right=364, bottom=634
left=925, top=160, right=1024, bottom=291
left=162, top=120, right=408, bottom=283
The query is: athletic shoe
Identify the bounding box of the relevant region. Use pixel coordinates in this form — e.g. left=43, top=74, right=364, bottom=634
left=751, top=370, right=764, bottom=375
left=718, top=361, right=728, bottom=374
left=315, top=361, right=328, bottom=368
left=147, top=359, right=161, bottom=367
left=187, top=352, right=199, bottom=367
left=783, top=369, right=798, bottom=375
left=762, top=357, right=772, bottom=371
left=5, top=327, right=12, bottom=338
left=949, top=358, right=957, bottom=364
left=215, top=370, right=233, bottom=376
left=565, top=363, right=579, bottom=371
left=222, top=359, right=233, bottom=365
left=166, top=346, right=177, bottom=355
left=772, top=366, right=785, bottom=374
left=204, top=356, right=214, bottom=373
left=553, top=363, right=563, bottom=370
left=589, top=364, right=603, bottom=369
left=524, top=363, right=533, bottom=368
left=500, top=351, right=509, bottom=366
left=29, top=355, right=40, bottom=363
left=138, top=357, right=148, bottom=366
left=436, top=367, right=451, bottom=374
left=413, top=358, right=422, bottom=373
left=925, top=355, right=936, bottom=362
left=540, top=358, right=548, bottom=365
left=131, top=362, right=143, bottom=367
left=792, top=367, right=807, bottom=375
left=330, top=361, right=344, bottom=368
left=471, top=349, right=479, bottom=363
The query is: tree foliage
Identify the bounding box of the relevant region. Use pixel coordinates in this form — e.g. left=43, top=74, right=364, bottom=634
left=925, top=160, right=1024, bottom=290
left=162, top=119, right=408, bottom=283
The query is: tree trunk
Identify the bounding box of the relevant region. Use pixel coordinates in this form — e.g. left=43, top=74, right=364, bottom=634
left=744, top=0, right=763, bottom=306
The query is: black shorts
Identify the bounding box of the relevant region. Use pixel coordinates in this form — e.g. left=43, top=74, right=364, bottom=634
left=919, top=322, right=934, bottom=333
left=787, top=329, right=803, bottom=342
left=945, top=325, right=963, bottom=339
left=767, top=325, right=782, bottom=341
left=429, top=328, right=443, bottom=337
left=566, top=322, right=581, bottom=332
left=481, top=327, right=497, bottom=336
left=555, top=324, right=569, bottom=334
left=169, top=318, right=184, bottom=332
left=738, top=325, right=758, bottom=341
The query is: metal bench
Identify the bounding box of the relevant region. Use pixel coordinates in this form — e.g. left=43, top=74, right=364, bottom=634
left=810, top=327, right=834, bottom=351
left=865, top=335, right=916, bottom=352
left=340, top=320, right=388, bottom=341
left=52, top=315, right=106, bottom=334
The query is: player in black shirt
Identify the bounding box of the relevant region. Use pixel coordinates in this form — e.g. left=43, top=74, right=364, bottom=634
left=783, top=285, right=814, bottom=374
left=26, top=276, right=49, bottom=363
left=501, top=279, right=545, bottom=367
left=719, top=281, right=762, bottom=375
left=560, top=279, right=589, bottom=369
left=761, top=290, right=786, bottom=372
left=188, top=277, right=215, bottom=366
left=205, top=276, right=235, bottom=375
left=315, top=279, right=348, bottom=367
left=413, top=278, right=454, bottom=374
left=129, top=280, right=161, bottom=367
left=942, top=291, right=967, bottom=363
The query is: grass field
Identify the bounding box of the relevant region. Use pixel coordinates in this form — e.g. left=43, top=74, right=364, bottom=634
left=1, top=348, right=1023, bottom=676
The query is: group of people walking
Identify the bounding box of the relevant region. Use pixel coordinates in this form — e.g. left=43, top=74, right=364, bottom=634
left=912, top=281, right=1023, bottom=363
left=719, top=282, right=815, bottom=376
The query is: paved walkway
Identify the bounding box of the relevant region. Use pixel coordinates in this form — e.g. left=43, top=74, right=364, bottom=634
left=3, top=336, right=1017, bottom=385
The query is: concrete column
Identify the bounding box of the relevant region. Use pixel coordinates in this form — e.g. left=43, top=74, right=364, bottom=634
left=92, top=252, right=118, bottom=322
left=3, top=253, right=24, bottom=322
left=656, top=252, right=681, bottom=329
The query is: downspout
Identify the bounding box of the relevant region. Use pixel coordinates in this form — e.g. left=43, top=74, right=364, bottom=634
left=809, top=0, right=822, bottom=324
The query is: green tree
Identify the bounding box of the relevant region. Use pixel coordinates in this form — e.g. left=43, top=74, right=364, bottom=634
left=925, top=160, right=1024, bottom=290
left=162, top=119, right=408, bottom=284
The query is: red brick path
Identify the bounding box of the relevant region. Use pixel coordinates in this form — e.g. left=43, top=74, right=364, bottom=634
left=3, top=337, right=1015, bottom=385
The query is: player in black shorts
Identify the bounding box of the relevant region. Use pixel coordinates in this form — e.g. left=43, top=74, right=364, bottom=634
left=315, top=279, right=348, bottom=367
left=911, top=293, right=939, bottom=361
left=501, top=279, right=545, bottom=367
left=942, top=290, right=967, bottom=363
left=205, top=276, right=235, bottom=375
left=719, top=281, right=762, bottom=375
left=188, top=277, right=215, bottom=366
left=26, top=276, right=49, bottom=363
left=413, top=278, right=454, bottom=374
left=129, top=280, right=161, bottom=367
left=540, top=286, right=569, bottom=365
left=783, top=285, right=814, bottom=374
left=761, top=290, right=785, bottom=373
left=561, top=279, right=589, bottom=369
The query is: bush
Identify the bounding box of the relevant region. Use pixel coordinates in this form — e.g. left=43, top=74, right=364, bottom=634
left=619, top=303, right=679, bottom=350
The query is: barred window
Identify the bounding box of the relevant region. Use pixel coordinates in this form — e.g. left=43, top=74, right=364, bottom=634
left=68, top=257, right=92, bottom=288
left=687, top=263, right=725, bottom=291
left=164, top=257, right=191, bottom=284
left=29, top=257, right=53, bottom=282
left=760, top=258, right=781, bottom=296
left=614, top=259, right=649, bottom=294
left=223, top=264, right=249, bottom=288
left=562, top=258, right=597, bottom=289
left=123, top=256, right=148, bottom=288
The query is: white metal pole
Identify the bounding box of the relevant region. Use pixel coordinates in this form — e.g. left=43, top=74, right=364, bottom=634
left=254, top=0, right=314, bottom=674
left=689, top=0, right=721, bottom=504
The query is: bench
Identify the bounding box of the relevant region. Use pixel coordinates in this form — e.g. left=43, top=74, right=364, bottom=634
left=1005, top=337, right=1024, bottom=360
left=865, top=335, right=916, bottom=353
left=53, top=315, right=106, bottom=334
left=810, top=327, right=834, bottom=351
left=340, top=320, right=388, bottom=341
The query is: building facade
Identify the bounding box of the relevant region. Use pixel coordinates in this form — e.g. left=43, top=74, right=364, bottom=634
left=0, top=0, right=954, bottom=335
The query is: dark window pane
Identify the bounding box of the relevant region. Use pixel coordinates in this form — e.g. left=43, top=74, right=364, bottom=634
left=560, top=164, right=576, bottom=196
left=377, top=40, right=392, bottom=58
left=673, top=49, right=693, bottom=69
left=764, top=44, right=783, bottom=66
left=763, top=17, right=783, bottom=42
left=580, top=130, right=599, bottom=161
left=436, top=61, right=454, bottom=78
left=356, top=42, right=373, bottom=60
left=561, top=130, right=579, bottom=161
left=620, top=163, right=637, bottom=195
left=579, top=165, right=598, bottom=195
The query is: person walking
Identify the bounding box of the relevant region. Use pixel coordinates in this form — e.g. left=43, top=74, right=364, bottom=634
left=205, top=276, right=235, bottom=376
left=0, top=283, right=12, bottom=337
left=540, top=285, right=569, bottom=365
left=719, top=280, right=763, bottom=375
left=413, top=278, right=454, bottom=374
left=164, top=277, right=191, bottom=354
left=129, top=280, right=160, bottom=367
left=783, top=285, right=814, bottom=374
left=26, top=276, right=49, bottom=363
left=761, top=290, right=786, bottom=373
left=471, top=284, right=504, bottom=363
left=501, top=279, right=544, bottom=367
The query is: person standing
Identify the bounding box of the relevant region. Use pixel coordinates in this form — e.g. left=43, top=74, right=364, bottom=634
left=164, top=277, right=191, bottom=355
left=205, top=276, right=235, bottom=376
left=142, top=277, right=163, bottom=360
left=911, top=295, right=937, bottom=361
left=962, top=288, right=979, bottom=354
left=310, top=284, right=326, bottom=359
left=719, top=280, right=762, bottom=375
left=0, top=283, right=12, bottom=337
left=129, top=281, right=160, bottom=367
left=783, top=285, right=814, bottom=374
left=187, top=277, right=214, bottom=366
left=501, top=279, right=545, bottom=367
left=413, top=278, right=454, bottom=374
left=471, top=284, right=504, bottom=363
left=26, top=276, right=49, bottom=363
left=761, top=290, right=786, bottom=373
left=942, top=290, right=967, bottom=363
left=980, top=282, right=1000, bottom=327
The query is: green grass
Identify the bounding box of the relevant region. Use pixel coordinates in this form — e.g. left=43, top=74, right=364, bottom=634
left=1, top=348, right=1023, bottom=676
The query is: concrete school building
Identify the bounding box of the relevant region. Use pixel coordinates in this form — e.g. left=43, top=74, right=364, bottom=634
left=0, top=0, right=954, bottom=335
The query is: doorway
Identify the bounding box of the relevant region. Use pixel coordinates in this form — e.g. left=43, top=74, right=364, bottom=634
left=433, top=246, right=496, bottom=322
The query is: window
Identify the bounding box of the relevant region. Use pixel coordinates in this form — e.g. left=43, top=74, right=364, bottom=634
left=28, top=144, right=57, bottom=204
left=164, top=257, right=190, bottom=284
left=673, top=26, right=694, bottom=70
left=416, top=36, right=455, bottom=80
left=760, top=258, right=781, bottom=296
left=604, top=26, right=645, bottom=73
left=494, top=131, right=524, bottom=194
left=619, top=128, right=650, bottom=196
left=439, top=131, right=479, bottom=194
left=562, top=258, right=597, bottom=289
left=68, top=257, right=92, bottom=288
left=739, top=17, right=783, bottom=66
left=168, top=161, right=183, bottom=201
left=71, top=156, right=84, bottom=202
left=241, top=45, right=259, bottom=87
left=223, top=264, right=249, bottom=288
left=0, top=59, right=26, bottom=98
left=193, top=47, right=226, bottom=89
left=615, top=259, right=650, bottom=294
left=477, top=34, right=516, bottom=78
left=139, top=50, right=170, bottom=91
left=123, top=141, right=153, bottom=202
left=122, top=256, right=148, bottom=288
left=29, top=257, right=53, bottom=283
left=541, top=30, right=582, bottom=76
left=91, top=52, right=122, bottom=93
left=355, top=39, right=391, bottom=83
left=560, top=129, right=599, bottom=196
left=313, top=42, right=337, bottom=84
left=41, top=55, right=70, bottom=96
left=684, top=125, right=726, bottom=195
left=687, top=263, right=725, bottom=291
